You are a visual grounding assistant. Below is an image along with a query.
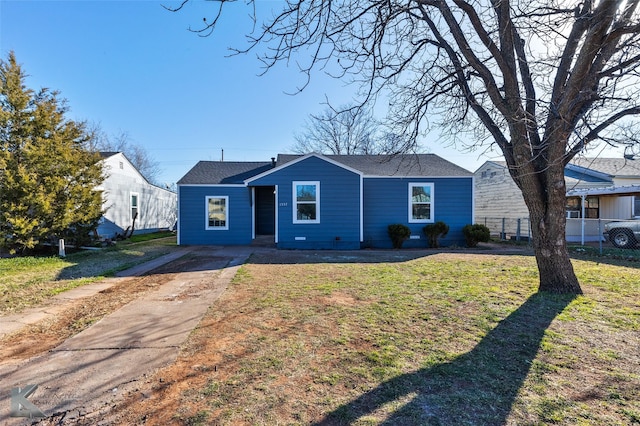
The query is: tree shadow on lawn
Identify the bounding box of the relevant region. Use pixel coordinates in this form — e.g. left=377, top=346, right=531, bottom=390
left=313, top=292, right=575, bottom=426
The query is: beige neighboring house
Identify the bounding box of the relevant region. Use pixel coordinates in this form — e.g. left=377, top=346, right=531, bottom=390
left=474, top=158, right=640, bottom=242
left=569, top=157, right=640, bottom=217
left=97, top=152, right=177, bottom=239
left=474, top=161, right=529, bottom=220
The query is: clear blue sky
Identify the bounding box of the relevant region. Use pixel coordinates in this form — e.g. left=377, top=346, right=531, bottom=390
left=1, top=0, right=502, bottom=185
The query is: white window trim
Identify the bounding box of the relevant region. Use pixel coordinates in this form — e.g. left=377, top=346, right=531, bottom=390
left=293, top=181, right=320, bottom=224
left=205, top=195, right=229, bottom=230
left=130, top=192, right=139, bottom=222
left=408, top=182, right=434, bottom=223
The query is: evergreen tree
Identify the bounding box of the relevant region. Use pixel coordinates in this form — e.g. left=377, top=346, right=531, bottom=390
left=0, top=52, right=104, bottom=253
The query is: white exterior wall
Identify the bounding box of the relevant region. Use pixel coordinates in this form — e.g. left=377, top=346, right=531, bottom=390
left=565, top=218, right=603, bottom=242
left=97, top=153, right=177, bottom=238
left=474, top=161, right=529, bottom=219
left=474, top=161, right=530, bottom=237
left=599, top=195, right=633, bottom=219
left=608, top=177, right=640, bottom=219
left=611, top=177, right=640, bottom=186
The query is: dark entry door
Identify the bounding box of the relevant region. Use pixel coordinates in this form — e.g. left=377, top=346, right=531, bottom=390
left=255, top=186, right=275, bottom=235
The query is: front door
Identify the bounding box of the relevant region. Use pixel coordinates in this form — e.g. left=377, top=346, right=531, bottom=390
left=255, top=186, right=275, bottom=235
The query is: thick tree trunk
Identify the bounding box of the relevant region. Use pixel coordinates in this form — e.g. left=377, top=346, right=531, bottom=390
left=511, top=150, right=583, bottom=295
left=529, top=209, right=583, bottom=294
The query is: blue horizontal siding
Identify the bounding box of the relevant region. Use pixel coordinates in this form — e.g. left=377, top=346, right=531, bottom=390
left=178, top=157, right=473, bottom=249
left=178, top=186, right=252, bottom=245
left=363, top=177, right=473, bottom=248
left=252, top=156, right=361, bottom=249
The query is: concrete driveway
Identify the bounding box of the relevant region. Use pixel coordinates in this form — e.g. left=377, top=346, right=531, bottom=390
left=0, top=245, right=256, bottom=425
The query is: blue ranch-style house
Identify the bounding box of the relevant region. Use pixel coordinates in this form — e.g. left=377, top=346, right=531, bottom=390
left=177, top=153, right=474, bottom=249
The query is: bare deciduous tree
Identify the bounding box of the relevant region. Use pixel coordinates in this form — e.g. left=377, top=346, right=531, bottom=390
left=293, top=105, right=379, bottom=155
left=173, top=0, right=640, bottom=294
left=88, top=125, right=162, bottom=185
left=292, top=104, right=415, bottom=155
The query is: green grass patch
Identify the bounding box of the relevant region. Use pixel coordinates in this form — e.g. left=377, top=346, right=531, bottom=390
left=126, top=231, right=175, bottom=243
left=0, top=234, right=177, bottom=314
left=569, top=243, right=640, bottom=261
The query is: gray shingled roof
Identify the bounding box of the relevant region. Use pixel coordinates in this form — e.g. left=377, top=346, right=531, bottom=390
left=277, top=153, right=472, bottom=177
left=178, top=154, right=472, bottom=185
left=478, top=160, right=614, bottom=184
left=570, top=157, right=640, bottom=177
left=178, top=161, right=273, bottom=184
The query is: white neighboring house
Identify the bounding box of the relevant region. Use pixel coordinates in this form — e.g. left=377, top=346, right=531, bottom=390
left=97, top=152, right=177, bottom=239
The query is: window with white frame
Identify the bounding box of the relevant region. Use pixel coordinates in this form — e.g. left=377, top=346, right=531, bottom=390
left=634, top=196, right=640, bottom=217
left=409, top=183, right=434, bottom=223
left=206, top=196, right=229, bottom=230
left=293, top=181, right=320, bottom=223
left=130, top=192, right=139, bottom=221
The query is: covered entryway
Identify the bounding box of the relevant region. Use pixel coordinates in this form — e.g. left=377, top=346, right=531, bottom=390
left=254, top=186, right=276, bottom=239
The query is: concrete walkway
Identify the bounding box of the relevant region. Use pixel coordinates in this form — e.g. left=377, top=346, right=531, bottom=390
left=0, top=245, right=256, bottom=425
left=0, top=247, right=195, bottom=339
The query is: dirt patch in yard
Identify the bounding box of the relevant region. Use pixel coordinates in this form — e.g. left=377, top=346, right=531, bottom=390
left=0, top=274, right=174, bottom=363
left=324, top=291, right=358, bottom=306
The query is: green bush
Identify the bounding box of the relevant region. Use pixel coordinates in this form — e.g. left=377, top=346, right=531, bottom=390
left=462, top=224, right=491, bottom=247
left=423, top=221, right=449, bottom=248
left=388, top=224, right=411, bottom=249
